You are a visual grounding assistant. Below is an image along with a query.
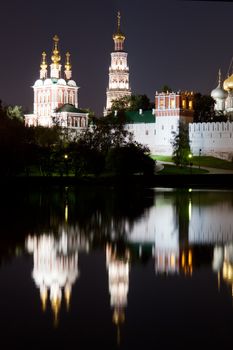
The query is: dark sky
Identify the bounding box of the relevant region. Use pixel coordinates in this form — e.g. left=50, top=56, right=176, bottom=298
left=0, top=0, right=233, bottom=115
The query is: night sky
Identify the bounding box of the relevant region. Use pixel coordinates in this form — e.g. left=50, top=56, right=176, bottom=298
left=0, top=0, right=233, bottom=115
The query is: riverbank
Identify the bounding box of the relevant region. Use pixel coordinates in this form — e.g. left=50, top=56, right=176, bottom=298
left=1, top=173, right=233, bottom=188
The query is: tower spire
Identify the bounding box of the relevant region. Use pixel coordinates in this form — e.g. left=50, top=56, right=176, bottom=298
left=117, top=11, right=121, bottom=33
left=64, top=52, right=72, bottom=80
left=51, top=35, right=61, bottom=65
left=40, top=51, right=48, bottom=79
left=105, top=11, right=131, bottom=113
left=218, top=69, right=222, bottom=86
left=50, top=35, right=62, bottom=79
left=113, top=11, right=125, bottom=51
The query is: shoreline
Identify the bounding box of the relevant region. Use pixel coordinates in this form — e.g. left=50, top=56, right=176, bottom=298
left=0, top=174, right=232, bottom=189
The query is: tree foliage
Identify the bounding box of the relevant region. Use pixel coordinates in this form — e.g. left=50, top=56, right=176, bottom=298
left=193, top=93, right=215, bottom=122
left=171, top=121, right=191, bottom=167
left=0, top=99, right=154, bottom=177
left=110, top=94, right=152, bottom=113
left=161, top=85, right=172, bottom=93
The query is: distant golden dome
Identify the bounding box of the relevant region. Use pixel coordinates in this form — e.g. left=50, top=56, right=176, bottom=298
left=113, top=11, right=125, bottom=42
left=223, top=74, right=233, bottom=91
left=113, top=32, right=125, bottom=41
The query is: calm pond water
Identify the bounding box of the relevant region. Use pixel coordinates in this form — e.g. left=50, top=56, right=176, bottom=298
left=1, top=186, right=233, bottom=348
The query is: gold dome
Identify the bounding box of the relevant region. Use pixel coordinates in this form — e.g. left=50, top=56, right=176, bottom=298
left=223, top=74, right=233, bottom=91
left=113, top=12, right=125, bottom=42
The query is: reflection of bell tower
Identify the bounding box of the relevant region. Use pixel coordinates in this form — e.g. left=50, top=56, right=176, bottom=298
left=106, top=243, right=130, bottom=345
left=213, top=244, right=233, bottom=296
left=26, top=232, right=79, bottom=326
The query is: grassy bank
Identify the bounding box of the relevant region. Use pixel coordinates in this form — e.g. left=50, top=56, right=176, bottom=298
left=159, top=164, right=208, bottom=175
left=152, top=155, right=233, bottom=170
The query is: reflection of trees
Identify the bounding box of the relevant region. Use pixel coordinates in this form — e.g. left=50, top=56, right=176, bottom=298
left=0, top=186, right=154, bottom=266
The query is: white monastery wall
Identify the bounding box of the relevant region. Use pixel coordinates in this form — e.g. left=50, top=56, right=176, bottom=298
left=189, top=122, right=233, bottom=160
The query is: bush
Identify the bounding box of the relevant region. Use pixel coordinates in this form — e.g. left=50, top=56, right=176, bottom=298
left=106, top=144, right=155, bottom=176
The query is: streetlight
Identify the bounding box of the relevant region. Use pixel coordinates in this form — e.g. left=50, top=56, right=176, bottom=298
left=188, top=153, right=193, bottom=174
left=64, top=154, right=68, bottom=176
left=198, top=149, right=202, bottom=169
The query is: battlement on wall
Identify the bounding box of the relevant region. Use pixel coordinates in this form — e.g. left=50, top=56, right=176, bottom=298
left=189, top=122, right=233, bottom=160
left=189, top=121, right=233, bottom=133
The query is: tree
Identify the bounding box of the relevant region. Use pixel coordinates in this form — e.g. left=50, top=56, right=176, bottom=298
left=171, top=121, right=191, bottom=167
left=79, top=113, right=131, bottom=155
left=106, top=143, right=155, bottom=176
left=110, top=94, right=152, bottom=113
left=193, top=93, right=215, bottom=122
left=6, top=105, right=24, bottom=122
left=111, top=96, right=131, bottom=112
left=161, top=85, right=172, bottom=93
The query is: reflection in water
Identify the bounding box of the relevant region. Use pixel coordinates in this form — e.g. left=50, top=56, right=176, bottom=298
left=1, top=187, right=233, bottom=346
left=26, top=229, right=89, bottom=325
left=213, top=244, right=233, bottom=296
left=106, top=243, right=130, bottom=344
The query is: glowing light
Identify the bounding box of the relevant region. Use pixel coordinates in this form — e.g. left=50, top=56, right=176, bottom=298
left=189, top=199, right=192, bottom=220
left=65, top=204, right=68, bottom=223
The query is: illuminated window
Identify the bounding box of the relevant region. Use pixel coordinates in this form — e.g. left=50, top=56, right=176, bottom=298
left=189, top=100, right=193, bottom=109
left=182, top=99, right=186, bottom=109
left=159, top=99, right=165, bottom=109
left=170, top=99, right=175, bottom=108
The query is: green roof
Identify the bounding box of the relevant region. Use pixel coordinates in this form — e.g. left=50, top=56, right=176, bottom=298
left=125, top=110, right=155, bottom=124
left=56, top=104, right=87, bottom=114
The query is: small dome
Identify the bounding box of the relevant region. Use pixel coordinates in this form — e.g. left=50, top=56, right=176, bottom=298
left=34, top=79, right=43, bottom=87
left=223, top=74, right=233, bottom=91
left=211, top=84, right=228, bottom=100
left=44, top=78, right=53, bottom=86
left=67, top=80, right=77, bottom=87
left=57, top=78, right=66, bottom=86
left=113, top=32, right=125, bottom=41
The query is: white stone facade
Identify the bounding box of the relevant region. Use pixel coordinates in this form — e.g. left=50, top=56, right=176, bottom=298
left=25, top=35, right=88, bottom=130
left=189, top=122, right=233, bottom=160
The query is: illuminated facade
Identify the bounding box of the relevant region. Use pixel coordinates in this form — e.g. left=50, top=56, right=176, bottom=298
left=105, top=12, right=131, bottom=114
left=25, top=35, right=88, bottom=130
left=124, top=91, right=194, bottom=155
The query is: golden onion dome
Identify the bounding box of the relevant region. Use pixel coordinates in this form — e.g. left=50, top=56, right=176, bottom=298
left=113, top=11, right=125, bottom=41
left=113, top=32, right=125, bottom=41
left=223, top=74, right=233, bottom=91
left=51, top=35, right=61, bottom=65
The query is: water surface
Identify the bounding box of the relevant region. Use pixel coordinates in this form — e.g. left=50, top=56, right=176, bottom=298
left=1, top=187, right=233, bottom=348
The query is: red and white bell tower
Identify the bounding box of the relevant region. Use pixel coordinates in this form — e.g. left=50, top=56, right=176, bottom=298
left=105, top=12, right=131, bottom=114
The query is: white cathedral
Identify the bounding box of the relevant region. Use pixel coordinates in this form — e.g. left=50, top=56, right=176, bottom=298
left=25, top=35, right=88, bottom=130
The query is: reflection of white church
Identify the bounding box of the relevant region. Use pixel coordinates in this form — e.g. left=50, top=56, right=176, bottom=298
left=26, top=229, right=89, bottom=324
left=106, top=243, right=130, bottom=343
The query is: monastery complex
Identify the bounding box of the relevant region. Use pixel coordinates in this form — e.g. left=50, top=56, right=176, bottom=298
left=25, top=12, right=233, bottom=160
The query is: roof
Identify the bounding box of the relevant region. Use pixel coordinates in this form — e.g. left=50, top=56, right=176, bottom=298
left=56, top=104, right=87, bottom=114
left=125, top=110, right=155, bottom=124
